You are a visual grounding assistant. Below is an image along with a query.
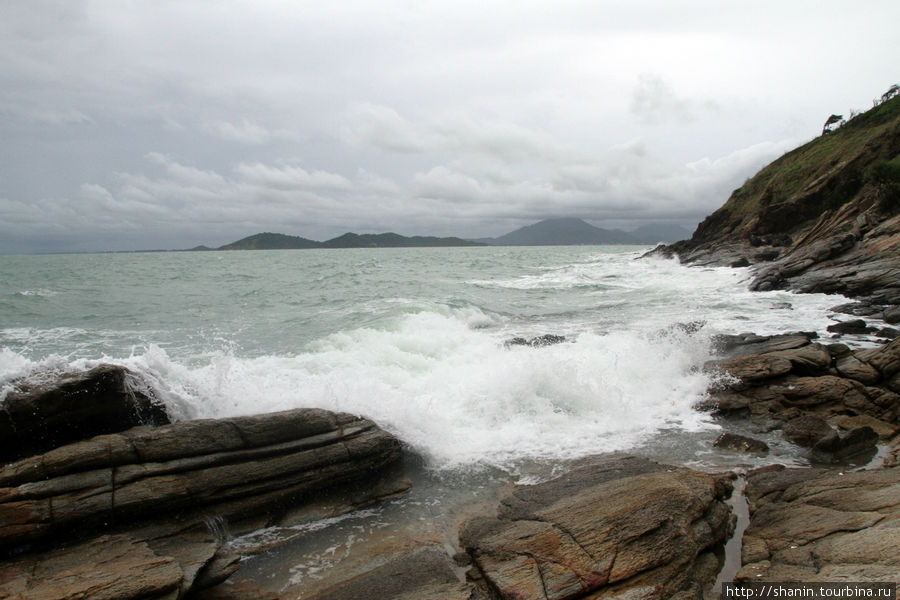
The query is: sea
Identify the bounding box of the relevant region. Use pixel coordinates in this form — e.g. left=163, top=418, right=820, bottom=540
left=2, top=245, right=887, bottom=592
left=0, top=245, right=879, bottom=471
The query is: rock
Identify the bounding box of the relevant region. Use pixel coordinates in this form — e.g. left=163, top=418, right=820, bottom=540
left=0, top=365, right=170, bottom=464
left=505, top=334, right=567, bottom=348
left=810, top=426, right=879, bottom=463
left=713, top=433, right=769, bottom=454
left=709, top=355, right=793, bottom=387
left=711, top=332, right=815, bottom=357
left=0, top=532, right=238, bottom=600
left=834, top=354, right=882, bottom=384
left=738, top=466, right=900, bottom=582
left=832, top=414, right=898, bottom=440
left=460, top=455, right=734, bottom=600
left=827, top=319, right=872, bottom=335
left=782, top=415, right=833, bottom=447
left=885, top=306, right=900, bottom=324
left=876, top=326, right=899, bottom=339
left=829, top=302, right=883, bottom=317
left=0, top=408, right=405, bottom=551
left=299, top=546, right=473, bottom=600
left=863, top=337, right=900, bottom=380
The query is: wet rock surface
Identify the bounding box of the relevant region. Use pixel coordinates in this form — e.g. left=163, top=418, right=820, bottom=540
left=707, top=334, right=899, bottom=462
left=0, top=373, right=407, bottom=600
left=0, top=407, right=405, bottom=551
left=713, top=433, right=769, bottom=454
left=460, top=455, right=735, bottom=600
left=738, top=465, right=900, bottom=583
left=0, top=365, right=170, bottom=464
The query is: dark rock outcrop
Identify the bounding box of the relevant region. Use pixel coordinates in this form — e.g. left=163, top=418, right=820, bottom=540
left=713, top=433, right=769, bottom=454
left=708, top=336, right=900, bottom=438
left=738, top=465, right=900, bottom=582
left=0, top=408, right=405, bottom=551
left=0, top=365, right=170, bottom=464
left=460, top=455, right=734, bottom=600
left=0, top=403, right=407, bottom=599
left=782, top=414, right=834, bottom=447
left=809, top=426, right=879, bottom=463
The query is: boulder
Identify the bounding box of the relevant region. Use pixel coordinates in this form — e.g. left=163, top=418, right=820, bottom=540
left=711, top=332, right=816, bottom=357
left=832, top=414, right=898, bottom=439
left=460, top=455, right=734, bottom=600
left=782, top=415, right=833, bottom=447
left=738, top=466, right=900, bottom=582
left=827, top=319, right=873, bottom=335
left=810, top=426, right=879, bottom=463
left=0, top=365, right=170, bottom=464
left=885, top=306, right=900, bottom=324
left=713, top=433, right=769, bottom=454
left=0, top=408, right=406, bottom=551
left=829, top=302, right=883, bottom=317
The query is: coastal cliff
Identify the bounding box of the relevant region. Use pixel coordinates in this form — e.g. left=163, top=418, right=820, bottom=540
left=661, top=90, right=900, bottom=306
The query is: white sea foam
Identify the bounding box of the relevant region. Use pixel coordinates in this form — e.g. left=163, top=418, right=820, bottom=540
left=0, top=247, right=881, bottom=471
left=0, top=309, right=722, bottom=470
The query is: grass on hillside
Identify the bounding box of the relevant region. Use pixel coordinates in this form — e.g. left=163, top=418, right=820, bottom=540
left=724, top=94, right=900, bottom=222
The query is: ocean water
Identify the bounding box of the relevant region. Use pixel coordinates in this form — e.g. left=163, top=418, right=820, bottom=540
left=0, top=245, right=873, bottom=471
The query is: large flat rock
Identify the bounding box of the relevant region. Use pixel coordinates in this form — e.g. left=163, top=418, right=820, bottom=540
left=460, top=455, right=734, bottom=600
left=738, top=465, right=900, bottom=583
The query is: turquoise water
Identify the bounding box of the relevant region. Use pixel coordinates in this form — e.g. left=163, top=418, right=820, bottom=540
left=0, top=246, right=864, bottom=469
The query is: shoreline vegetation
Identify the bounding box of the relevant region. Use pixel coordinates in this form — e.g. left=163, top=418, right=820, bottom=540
left=1, top=90, right=899, bottom=599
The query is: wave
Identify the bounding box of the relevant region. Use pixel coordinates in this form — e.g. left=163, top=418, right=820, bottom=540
left=1, top=309, right=721, bottom=470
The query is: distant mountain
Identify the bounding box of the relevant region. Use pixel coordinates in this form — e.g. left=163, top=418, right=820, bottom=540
left=321, top=232, right=483, bottom=248
left=218, top=232, right=321, bottom=250
left=484, top=218, right=636, bottom=246
left=215, top=231, right=484, bottom=251
left=627, top=223, right=691, bottom=244
left=209, top=219, right=689, bottom=251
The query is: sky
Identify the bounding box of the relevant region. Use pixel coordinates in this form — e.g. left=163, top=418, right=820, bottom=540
left=1, top=1, right=898, bottom=253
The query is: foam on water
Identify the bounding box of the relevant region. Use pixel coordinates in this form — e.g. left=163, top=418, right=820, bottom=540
left=0, top=247, right=885, bottom=471
left=2, top=308, right=721, bottom=470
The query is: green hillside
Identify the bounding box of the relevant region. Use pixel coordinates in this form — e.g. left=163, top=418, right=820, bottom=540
left=687, top=90, right=900, bottom=248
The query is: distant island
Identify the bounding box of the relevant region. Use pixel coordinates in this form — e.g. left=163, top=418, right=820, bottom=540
left=199, top=218, right=690, bottom=251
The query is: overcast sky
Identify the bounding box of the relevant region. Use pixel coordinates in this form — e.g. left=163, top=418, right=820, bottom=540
left=1, top=1, right=898, bottom=253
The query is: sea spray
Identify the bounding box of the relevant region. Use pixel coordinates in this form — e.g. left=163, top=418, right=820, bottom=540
left=0, top=246, right=875, bottom=470
left=16, top=310, right=719, bottom=469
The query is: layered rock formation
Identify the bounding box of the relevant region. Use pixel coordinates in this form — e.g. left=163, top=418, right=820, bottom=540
left=738, top=465, right=900, bottom=582
left=459, top=456, right=735, bottom=600
left=0, top=366, right=407, bottom=600
left=707, top=333, right=899, bottom=462
left=202, top=455, right=736, bottom=600
left=707, top=334, right=900, bottom=426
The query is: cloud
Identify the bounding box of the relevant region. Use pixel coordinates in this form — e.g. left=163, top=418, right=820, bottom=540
left=206, top=120, right=274, bottom=145
left=0, top=104, right=93, bottom=125
left=342, top=103, right=581, bottom=164
left=234, top=162, right=354, bottom=192
left=1, top=1, right=899, bottom=252
left=630, top=74, right=717, bottom=125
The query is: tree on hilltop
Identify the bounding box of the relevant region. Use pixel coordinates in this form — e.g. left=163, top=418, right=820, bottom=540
left=821, top=114, right=843, bottom=136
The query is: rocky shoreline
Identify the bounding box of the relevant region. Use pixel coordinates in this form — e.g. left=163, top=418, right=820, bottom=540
left=1, top=318, right=898, bottom=599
